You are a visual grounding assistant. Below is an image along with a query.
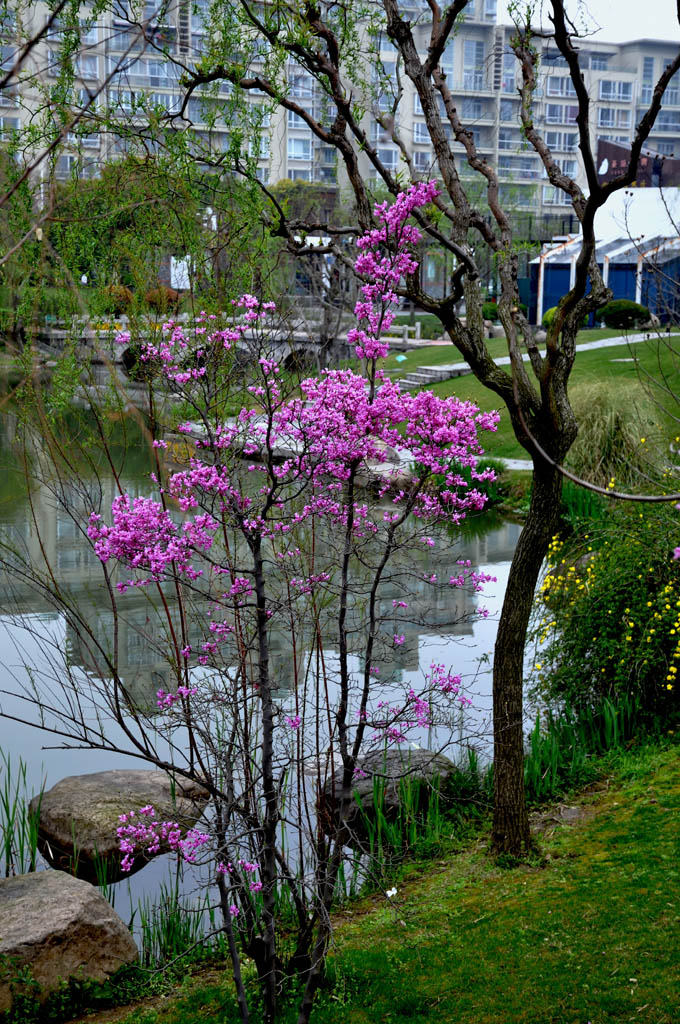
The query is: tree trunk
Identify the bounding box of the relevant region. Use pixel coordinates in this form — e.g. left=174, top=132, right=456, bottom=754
left=491, top=457, right=563, bottom=855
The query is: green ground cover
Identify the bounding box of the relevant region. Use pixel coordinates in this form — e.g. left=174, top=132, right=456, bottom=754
left=62, top=741, right=679, bottom=1024
left=427, top=338, right=680, bottom=462
left=381, top=328, right=680, bottom=380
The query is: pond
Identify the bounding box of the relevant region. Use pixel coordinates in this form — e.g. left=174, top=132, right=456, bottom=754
left=0, top=404, right=523, bottom=926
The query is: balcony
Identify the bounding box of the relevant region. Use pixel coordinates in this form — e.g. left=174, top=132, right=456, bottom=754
left=447, top=75, right=493, bottom=95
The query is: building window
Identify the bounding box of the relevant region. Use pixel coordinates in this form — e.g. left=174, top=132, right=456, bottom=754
left=543, top=48, right=568, bottom=69
left=288, top=109, right=311, bottom=130
left=76, top=53, right=99, bottom=78
left=147, top=91, right=181, bottom=113
left=590, top=53, right=609, bottom=71
left=484, top=0, right=497, bottom=21
left=641, top=55, right=654, bottom=104
left=499, top=98, right=515, bottom=121
left=657, top=110, right=680, bottom=131
left=463, top=39, right=484, bottom=91
left=597, top=107, right=631, bottom=129
left=377, top=146, right=399, bottom=170
left=413, top=121, right=430, bottom=143
left=547, top=76, right=576, bottom=98
left=0, top=115, right=20, bottom=137
left=287, top=136, right=311, bottom=160
left=542, top=184, right=571, bottom=206
left=441, top=42, right=454, bottom=78
left=501, top=51, right=516, bottom=94
left=599, top=80, right=632, bottom=102
left=498, top=128, right=520, bottom=150
left=545, top=130, right=578, bottom=152
left=289, top=72, right=313, bottom=98
left=499, top=155, right=540, bottom=179
left=68, top=130, right=100, bottom=148
left=463, top=98, right=483, bottom=119
left=109, top=88, right=133, bottom=112
left=249, top=135, right=270, bottom=158
left=370, top=120, right=392, bottom=144
left=289, top=168, right=311, bottom=180
left=546, top=103, right=578, bottom=124
left=413, top=150, right=432, bottom=172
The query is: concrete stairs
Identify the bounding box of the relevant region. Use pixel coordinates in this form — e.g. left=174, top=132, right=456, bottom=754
left=397, top=363, right=472, bottom=392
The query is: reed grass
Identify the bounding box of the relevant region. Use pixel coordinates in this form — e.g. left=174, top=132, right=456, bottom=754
left=524, top=692, right=641, bottom=804
left=137, top=877, right=227, bottom=969
left=0, top=753, right=43, bottom=877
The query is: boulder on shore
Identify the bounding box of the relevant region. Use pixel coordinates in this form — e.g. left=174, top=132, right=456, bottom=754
left=320, top=748, right=456, bottom=840
left=30, top=768, right=210, bottom=883
left=0, top=871, right=138, bottom=1012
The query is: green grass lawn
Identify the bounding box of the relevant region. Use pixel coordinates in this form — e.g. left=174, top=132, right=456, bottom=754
left=427, top=337, right=680, bottom=462
left=381, top=328, right=680, bottom=381
left=73, top=741, right=680, bottom=1024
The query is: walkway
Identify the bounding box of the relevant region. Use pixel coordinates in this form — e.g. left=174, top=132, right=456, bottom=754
left=397, top=330, right=672, bottom=393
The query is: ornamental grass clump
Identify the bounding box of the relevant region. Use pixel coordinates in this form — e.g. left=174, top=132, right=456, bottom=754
left=565, top=381, right=666, bottom=491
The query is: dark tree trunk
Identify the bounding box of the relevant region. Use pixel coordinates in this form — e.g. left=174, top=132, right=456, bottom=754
left=491, top=456, right=563, bottom=854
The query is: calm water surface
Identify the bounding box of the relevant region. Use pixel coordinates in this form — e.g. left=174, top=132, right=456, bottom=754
left=0, top=406, right=522, bottom=920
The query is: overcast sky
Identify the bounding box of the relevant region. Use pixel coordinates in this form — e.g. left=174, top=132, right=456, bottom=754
left=498, top=1, right=680, bottom=44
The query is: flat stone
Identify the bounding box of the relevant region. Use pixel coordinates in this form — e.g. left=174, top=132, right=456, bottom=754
left=31, top=769, right=209, bottom=883
left=0, top=871, right=138, bottom=1011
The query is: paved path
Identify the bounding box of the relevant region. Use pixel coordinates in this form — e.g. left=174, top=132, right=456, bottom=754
left=419, top=330, right=670, bottom=377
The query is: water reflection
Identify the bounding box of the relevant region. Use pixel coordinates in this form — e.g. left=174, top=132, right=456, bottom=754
left=0, top=408, right=521, bottom=919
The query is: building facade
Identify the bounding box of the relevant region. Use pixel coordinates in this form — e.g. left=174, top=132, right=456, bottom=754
left=1, top=0, right=679, bottom=217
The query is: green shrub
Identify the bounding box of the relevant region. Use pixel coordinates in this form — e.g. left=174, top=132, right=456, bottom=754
left=482, top=301, right=526, bottom=322
left=102, top=284, right=133, bottom=315
left=532, top=503, right=680, bottom=719
left=542, top=305, right=587, bottom=329
left=145, top=286, right=180, bottom=313
left=595, top=299, right=650, bottom=329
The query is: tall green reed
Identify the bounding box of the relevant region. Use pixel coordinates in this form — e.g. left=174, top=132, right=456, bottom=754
left=524, top=692, right=641, bottom=804
left=0, top=753, right=44, bottom=877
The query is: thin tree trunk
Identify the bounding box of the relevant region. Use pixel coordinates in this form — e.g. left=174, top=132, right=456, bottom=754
left=491, top=457, right=563, bottom=854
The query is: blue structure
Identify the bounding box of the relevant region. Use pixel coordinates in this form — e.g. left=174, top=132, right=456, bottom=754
left=530, top=234, right=680, bottom=325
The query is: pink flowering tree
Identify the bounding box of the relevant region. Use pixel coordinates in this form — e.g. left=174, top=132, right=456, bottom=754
left=5, top=184, right=495, bottom=1024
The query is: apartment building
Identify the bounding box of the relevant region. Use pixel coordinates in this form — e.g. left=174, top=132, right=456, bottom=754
left=1, top=0, right=678, bottom=217
left=362, top=2, right=680, bottom=216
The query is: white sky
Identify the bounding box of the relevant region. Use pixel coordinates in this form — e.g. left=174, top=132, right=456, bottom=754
left=498, top=1, right=680, bottom=44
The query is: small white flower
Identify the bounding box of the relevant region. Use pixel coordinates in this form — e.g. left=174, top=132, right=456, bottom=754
left=386, top=887, right=397, bottom=898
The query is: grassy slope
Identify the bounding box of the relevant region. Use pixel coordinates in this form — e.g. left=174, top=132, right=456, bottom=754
left=424, top=338, right=680, bottom=461
left=76, top=742, right=680, bottom=1024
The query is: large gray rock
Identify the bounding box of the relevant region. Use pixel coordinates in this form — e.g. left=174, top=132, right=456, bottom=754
left=30, top=769, right=210, bottom=883
left=0, top=871, right=138, bottom=1011
left=321, top=748, right=456, bottom=839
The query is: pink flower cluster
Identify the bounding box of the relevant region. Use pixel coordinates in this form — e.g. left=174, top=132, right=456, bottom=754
left=88, top=496, right=217, bottom=585
left=348, top=181, right=439, bottom=360
left=114, top=301, right=276, bottom=388
left=426, top=662, right=470, bottom=706
left=216, top=857, right=262, bottom=895
left=117, top=805, right=210, bottom=873
left=156, top=685, right=198, bottom=709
